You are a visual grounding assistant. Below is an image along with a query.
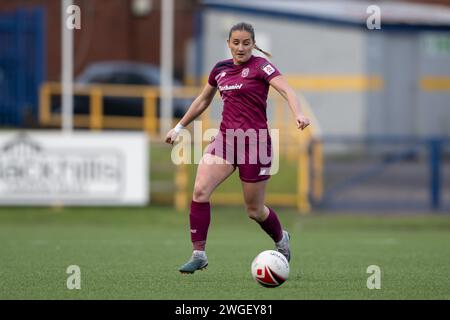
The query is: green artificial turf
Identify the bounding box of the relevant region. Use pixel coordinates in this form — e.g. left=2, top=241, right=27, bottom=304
left=0, top=206, right=449, bottom=300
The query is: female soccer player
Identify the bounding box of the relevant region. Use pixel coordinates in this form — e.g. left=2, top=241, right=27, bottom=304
left=165, top=22, right=310, bottom=274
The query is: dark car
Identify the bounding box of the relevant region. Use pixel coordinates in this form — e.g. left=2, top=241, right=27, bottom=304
left=56, top=61, right=192, bottom=119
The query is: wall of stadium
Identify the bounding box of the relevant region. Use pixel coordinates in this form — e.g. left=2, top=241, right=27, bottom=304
left=199, top=9, right=450, bottom=138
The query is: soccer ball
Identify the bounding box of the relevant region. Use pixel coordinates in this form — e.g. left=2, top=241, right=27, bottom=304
left=251, top=250, right=289, bottom=288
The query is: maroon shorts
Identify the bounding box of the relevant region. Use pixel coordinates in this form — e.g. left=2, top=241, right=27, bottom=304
left=205, top=131, right=272, bottom=183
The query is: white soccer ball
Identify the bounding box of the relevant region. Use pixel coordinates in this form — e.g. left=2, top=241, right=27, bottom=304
left=251, top=250, right=289, bottom=288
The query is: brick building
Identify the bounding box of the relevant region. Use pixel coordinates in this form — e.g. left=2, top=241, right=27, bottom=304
left=1, top=0, right=449, bottom=81
left=0, top=0, right=198, bottom=81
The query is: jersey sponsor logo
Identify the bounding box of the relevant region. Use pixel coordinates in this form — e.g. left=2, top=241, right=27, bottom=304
left=241, top=68, right=249, bottom=78
left=218, top=83, right=243, bottom=92
left=215, top=71, right=226, bottom=82
left=262, top=64, right=275, bottom=76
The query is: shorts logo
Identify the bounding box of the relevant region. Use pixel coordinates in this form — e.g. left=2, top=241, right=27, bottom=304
left=262, top=64, right=275, bottom=76
left=259, top=168, right=270, bottom=176
left=241, top=68, right=249, bottom=78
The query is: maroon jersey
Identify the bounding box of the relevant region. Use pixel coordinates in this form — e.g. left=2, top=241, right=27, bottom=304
left=208, top=55, right=281, bottom=133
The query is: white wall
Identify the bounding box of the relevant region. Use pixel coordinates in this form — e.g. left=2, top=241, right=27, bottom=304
left=202, top=10, right=369, bottom=137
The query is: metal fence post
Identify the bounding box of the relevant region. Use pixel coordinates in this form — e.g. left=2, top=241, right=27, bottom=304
left=90, top=87, right=103, bottom=130
left=429, top=138, right=442, bottom=211
left=144, top=89, right=157, bottom=135
left=297, top=140, right=311, bottom=214
left=311, top=138, right=324, bottom=204
left=175, top=162, right=189, bottom=212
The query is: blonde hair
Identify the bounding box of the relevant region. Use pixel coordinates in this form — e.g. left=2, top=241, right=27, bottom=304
left=228, top=22, right=272, bottom=58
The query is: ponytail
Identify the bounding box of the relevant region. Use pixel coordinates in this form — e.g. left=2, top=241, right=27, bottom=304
left=255, top=44, right=272, bottom=58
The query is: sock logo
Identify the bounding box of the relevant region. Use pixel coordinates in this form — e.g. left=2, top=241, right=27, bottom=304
left=190, top=229, right=197, bottom=234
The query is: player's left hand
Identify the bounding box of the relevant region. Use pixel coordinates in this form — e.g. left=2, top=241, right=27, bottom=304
left=296, top=114, right=310, bottom=130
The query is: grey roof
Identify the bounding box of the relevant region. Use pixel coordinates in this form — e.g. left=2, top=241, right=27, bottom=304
left=202, top=0, right=450, bottom=29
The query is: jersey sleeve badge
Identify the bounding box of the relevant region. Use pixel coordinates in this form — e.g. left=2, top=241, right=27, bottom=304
left=262, top=63, right=275, bottom=76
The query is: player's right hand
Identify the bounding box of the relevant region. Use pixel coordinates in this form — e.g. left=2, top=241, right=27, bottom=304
left=165, top=129, right=178, bottom=145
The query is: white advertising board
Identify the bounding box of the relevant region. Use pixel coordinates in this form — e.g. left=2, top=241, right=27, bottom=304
left=0, top=131, right=149, bottom=206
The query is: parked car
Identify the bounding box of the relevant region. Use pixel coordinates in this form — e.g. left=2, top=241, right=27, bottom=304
left=53, top=61, right=192, bottom=119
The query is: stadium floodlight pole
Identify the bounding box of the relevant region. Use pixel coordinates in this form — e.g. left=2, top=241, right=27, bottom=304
left=61, top=0, right=74, bottom=133
left=160, top=0, right=174, bottom=136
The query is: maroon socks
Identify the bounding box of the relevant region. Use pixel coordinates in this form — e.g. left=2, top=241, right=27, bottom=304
left=189, top=201, right=282, bottom=251
left=258, top=207, right=283, bottom=243
left=190, top=200, right=211, bottom=251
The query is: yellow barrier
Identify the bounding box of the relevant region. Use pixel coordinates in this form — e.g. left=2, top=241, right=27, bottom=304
left=312, top=141, right=324, bottom=202
left=193, top=74, right=384, bottom=92
left=195, top=91, right=323, bottom=214
left=175, top=162, right=189, bottom=212
left=39, top=82, right=201, bottom=137
left=420, top=77, right=450, bottom=91
left=284, top=75, right=383, bottom=92
left=39, top=82, right=323, bottom=213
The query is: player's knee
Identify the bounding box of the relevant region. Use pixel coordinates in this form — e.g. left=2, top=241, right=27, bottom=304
left=192, top=184, right=210, bottom=202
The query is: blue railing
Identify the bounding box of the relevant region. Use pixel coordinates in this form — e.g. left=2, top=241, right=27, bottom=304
left=310, top=136, right=450, bottom=212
